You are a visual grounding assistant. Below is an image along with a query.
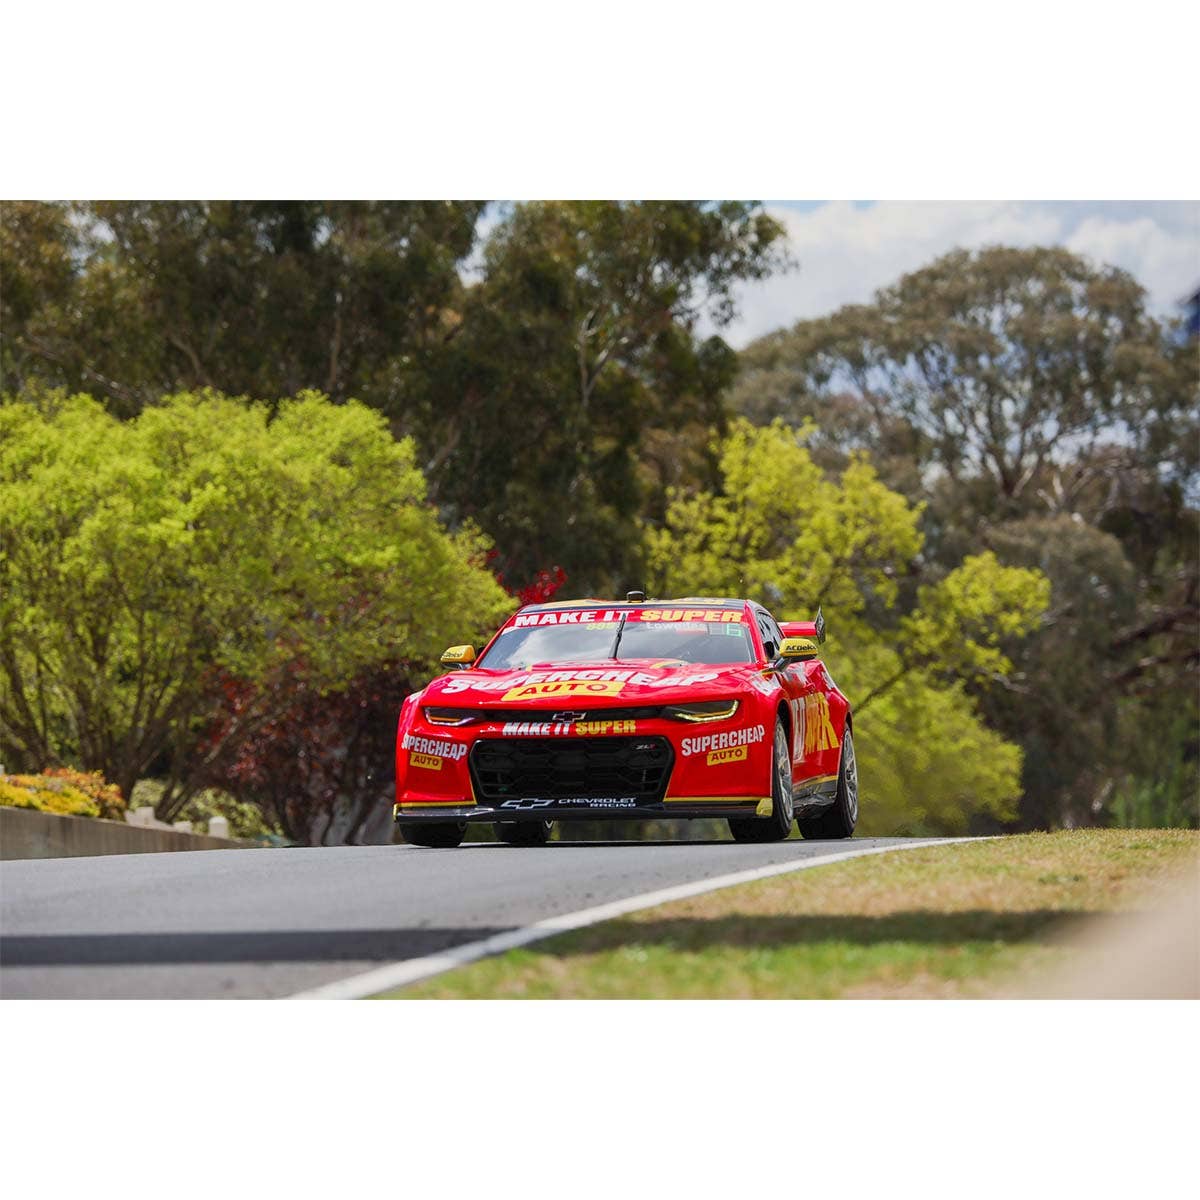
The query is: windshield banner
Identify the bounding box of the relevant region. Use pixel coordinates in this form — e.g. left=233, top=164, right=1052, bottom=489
left=512, top=607, right=743, bottom=628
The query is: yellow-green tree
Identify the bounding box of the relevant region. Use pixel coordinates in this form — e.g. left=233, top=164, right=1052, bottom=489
left=0, top=390, right=511, bottom=811
left=647, top=419, right=1050, bottom=833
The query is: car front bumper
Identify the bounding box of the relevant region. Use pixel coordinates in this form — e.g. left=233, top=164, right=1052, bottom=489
left=393, top=797, right=773, bottom=824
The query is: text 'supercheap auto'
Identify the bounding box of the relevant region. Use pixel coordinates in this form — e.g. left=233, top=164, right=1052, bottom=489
left=394, top=594, right=859, bottom=846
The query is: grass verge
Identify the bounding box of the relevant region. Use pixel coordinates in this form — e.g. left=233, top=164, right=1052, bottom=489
left=382, top=830, right=1199, bottom=999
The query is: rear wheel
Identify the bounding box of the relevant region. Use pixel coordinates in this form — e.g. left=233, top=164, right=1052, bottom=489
left=402, top=822, right=467, bottom=848
left=494, top=819, right=553, bottom=846
left=728, top=717, right=794, bottom=843
left=797, top=728, right=858, bottom=840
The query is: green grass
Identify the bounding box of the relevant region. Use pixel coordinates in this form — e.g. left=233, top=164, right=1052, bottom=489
left=381, top=829, right=1199, bottom=999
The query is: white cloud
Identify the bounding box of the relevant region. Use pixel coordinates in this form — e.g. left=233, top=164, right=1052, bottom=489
left=719, top=201, right=1200, bottom=347
left=1065, top=213, right=1200, bottom=310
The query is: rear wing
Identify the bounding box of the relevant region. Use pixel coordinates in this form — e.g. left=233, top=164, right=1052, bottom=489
left=779, top=606, right=825, bottom=644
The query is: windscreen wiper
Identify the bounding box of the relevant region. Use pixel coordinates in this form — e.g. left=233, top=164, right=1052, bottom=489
left=609, top=612, right=629, bottom=659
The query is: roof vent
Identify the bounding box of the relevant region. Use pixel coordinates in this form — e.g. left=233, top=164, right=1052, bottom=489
left=625, top=589, right=646, bottom=603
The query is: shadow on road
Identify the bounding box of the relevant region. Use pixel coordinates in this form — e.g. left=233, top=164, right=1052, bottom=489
left=491, top=910, right=1110, bottom=953
left=0, top=927, right=514, bottom=967
left=460, top=839, right=735, bottom=849
left=1, top=909, right=1107, bottom=969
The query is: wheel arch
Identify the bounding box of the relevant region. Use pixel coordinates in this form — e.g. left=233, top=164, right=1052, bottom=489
left=775, top=698, right=792, bottom=744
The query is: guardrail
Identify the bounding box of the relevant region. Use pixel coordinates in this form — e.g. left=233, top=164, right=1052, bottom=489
left=0, top=805, right=256, bottom=860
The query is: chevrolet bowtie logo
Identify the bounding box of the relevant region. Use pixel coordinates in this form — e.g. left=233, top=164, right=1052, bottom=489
left=550, top=711, right=588, bottom=722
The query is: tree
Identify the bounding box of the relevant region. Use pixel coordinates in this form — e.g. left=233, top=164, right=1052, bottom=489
left=3, top=199, right=792, bottom=598
left=0, top=390, right=511, bottom=817
left=728, top=245, right=1198, bottom=828
left=977, top=515, right=1192, bottom=828
left=203, top=662, right=414, bottom=846
left=0, top=202, right=83, bottom=392
left=646, top=419, right=1049, bottom=834
left=732, top=246, right=1196, bottom=518
left=0, top=201, right=485, bottom=416
left=414, top=201, right=789, bottom=593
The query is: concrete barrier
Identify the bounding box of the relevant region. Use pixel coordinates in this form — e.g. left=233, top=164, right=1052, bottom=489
left=0, top=805, right=254, bottom=860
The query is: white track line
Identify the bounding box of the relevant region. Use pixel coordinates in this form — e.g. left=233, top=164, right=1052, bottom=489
left=288, top=838, right=978, bottom=1000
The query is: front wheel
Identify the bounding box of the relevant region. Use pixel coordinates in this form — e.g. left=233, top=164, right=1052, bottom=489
left=494, top=820, right=553, bottom=846
left=728, top=717, right=795, bottom=843
left=402, top=822, right=467, bottom=848
left=797, top=728, right=858, bottom=840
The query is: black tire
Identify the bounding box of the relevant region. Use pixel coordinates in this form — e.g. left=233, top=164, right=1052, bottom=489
left=493, top=819, right=553, bottom=846
left=402, top=822, right=467, bottom=848
left=797, top=727, right=858, bottom=840
left=728, top=717, right=795, bottom=843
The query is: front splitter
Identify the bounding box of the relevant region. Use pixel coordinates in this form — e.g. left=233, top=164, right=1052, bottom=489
left=393, top=798, right=772, bottom=823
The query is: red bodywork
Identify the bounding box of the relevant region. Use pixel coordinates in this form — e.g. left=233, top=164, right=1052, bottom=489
left=393, top=599, right=851, bottom=825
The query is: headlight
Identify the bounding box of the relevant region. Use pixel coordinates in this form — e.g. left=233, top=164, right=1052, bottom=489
left=663, top=700, right=740, bottom=723
left=424, top=707, right=481, bottom=726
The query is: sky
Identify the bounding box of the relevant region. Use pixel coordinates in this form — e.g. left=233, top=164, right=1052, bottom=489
left=718, top=200, right=1200, bottom=348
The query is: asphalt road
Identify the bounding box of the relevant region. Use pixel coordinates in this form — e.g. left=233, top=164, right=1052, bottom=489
left=1, top=835, right=929, bottom=999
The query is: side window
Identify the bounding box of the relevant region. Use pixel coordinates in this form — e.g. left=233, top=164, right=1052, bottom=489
left=755, top=612, right=778, bottom=660
left=766, top=614, right=785, bottom=656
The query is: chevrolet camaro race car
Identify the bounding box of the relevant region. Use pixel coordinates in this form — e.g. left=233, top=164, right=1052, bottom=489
left=393, top=594, right=858, bottom=847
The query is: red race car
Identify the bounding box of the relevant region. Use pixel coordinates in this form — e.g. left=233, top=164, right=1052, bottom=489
left=393, top=594, right=857, bottom=847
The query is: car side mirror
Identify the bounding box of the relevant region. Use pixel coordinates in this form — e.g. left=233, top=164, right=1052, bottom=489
left=778, top=637, right=819, bottom=662
left=440, top=644, right=476, bottom=668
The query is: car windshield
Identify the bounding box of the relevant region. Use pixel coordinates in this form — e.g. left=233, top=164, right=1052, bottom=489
left=477, top=616, right=755, bottom=671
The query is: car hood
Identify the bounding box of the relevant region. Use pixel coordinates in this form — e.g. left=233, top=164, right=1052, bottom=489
left=423, top=658, right=765, bottom=709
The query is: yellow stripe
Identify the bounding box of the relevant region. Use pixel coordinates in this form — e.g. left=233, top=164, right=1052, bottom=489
left=664, top=796, right=771, bottom=806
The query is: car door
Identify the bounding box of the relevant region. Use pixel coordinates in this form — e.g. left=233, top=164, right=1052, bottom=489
left=796, top=654, right=843, bottom=783
left=762, top=607, right=843, bottom=785
left=756, top=608, right=811, bottom=785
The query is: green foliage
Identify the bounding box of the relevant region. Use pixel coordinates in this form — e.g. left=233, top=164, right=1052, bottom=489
left=188, top=792, right=282, bottom=841
left=732, top=245, right=1196, bottom=520
left=648, top=418, right=1049, bottom=834
left=0, top=390, right=511, bottom=805
left=1105, top=702, right=1199, bottom=830
left=1, top=201, right=485, bottom=417
left=418, top=201, right=788, bottom=592
left=978, top=517, right=1142, bottom=825
left=728, top=245, right=1198, bottom=830
left=848, top=673, right=1024, bottom=834
left=647, top=420, right=923, bottom=616
left=898, top=552, right=1051, bottom=685
left=2, top=200, right=788, bottom=598
left=1108, top=775, right=1199, bottom=831
left=5, top=206, right=1193, bottom=837
left=131, top=779, right=282, bottom=840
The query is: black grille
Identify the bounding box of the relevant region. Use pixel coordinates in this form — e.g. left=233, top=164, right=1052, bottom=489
left=470, top=736, right=673, bottom=804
